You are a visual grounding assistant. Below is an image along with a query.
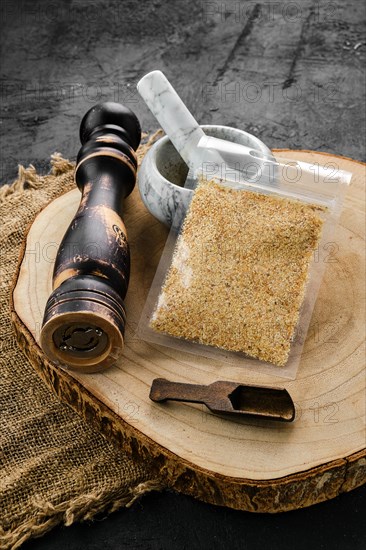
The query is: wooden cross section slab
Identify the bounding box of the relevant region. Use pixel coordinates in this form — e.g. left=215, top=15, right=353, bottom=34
left=11, top=151, right=366, bottom=512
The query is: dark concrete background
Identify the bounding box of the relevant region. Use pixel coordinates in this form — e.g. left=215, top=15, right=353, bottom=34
left=1, top=0, right=365, bottom=184
left=1, top=0, right=365, bottom=548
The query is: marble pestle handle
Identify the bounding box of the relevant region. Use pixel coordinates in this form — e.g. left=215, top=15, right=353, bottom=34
left=137, top=70, right=206, bottom=172
left=137, top=71, right=230, bottom=189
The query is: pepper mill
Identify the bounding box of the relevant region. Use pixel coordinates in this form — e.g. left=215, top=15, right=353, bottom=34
left=40, top=102, right=141, bottom=372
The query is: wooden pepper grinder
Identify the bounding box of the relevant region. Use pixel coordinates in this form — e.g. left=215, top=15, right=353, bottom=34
left=40, top=102, right=141, bottom=372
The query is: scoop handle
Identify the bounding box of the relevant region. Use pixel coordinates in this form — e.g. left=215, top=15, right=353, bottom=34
left=149, top=378, right=210, bottom=404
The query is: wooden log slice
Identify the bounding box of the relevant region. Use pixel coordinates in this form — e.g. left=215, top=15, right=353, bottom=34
left=11, top=151, right=366, bottom=512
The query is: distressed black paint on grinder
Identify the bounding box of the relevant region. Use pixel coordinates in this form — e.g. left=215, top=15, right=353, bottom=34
left=40, top=102, right=141, bottom=372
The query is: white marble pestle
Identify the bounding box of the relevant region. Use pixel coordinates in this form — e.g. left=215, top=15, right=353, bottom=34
left=137, top=70, right=275, bottom=188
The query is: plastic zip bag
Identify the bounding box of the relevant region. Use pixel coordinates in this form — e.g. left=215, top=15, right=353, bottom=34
left=138, top=152, right=351, bottom=380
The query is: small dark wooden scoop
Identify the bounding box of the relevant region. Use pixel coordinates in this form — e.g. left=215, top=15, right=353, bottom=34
left=150, top=378, right=295, bottom=422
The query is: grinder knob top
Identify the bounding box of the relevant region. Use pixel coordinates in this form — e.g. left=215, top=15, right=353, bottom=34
left=79, top=101, right=141, bottom=150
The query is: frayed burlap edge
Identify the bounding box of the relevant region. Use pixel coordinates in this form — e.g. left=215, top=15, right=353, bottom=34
left=0, top=480, right=164, bottom=550
left=0, top=153, right=74, bottom=203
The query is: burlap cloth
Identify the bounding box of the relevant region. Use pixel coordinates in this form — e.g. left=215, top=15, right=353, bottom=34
left=0, top=135, right=164, bottom=550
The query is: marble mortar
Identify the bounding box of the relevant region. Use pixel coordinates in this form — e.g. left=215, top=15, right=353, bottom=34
left=138, top=125, right=273, bottom=228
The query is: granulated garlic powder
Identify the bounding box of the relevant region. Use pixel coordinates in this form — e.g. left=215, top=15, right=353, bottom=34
left=150, top=179, right=325, bottom=366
